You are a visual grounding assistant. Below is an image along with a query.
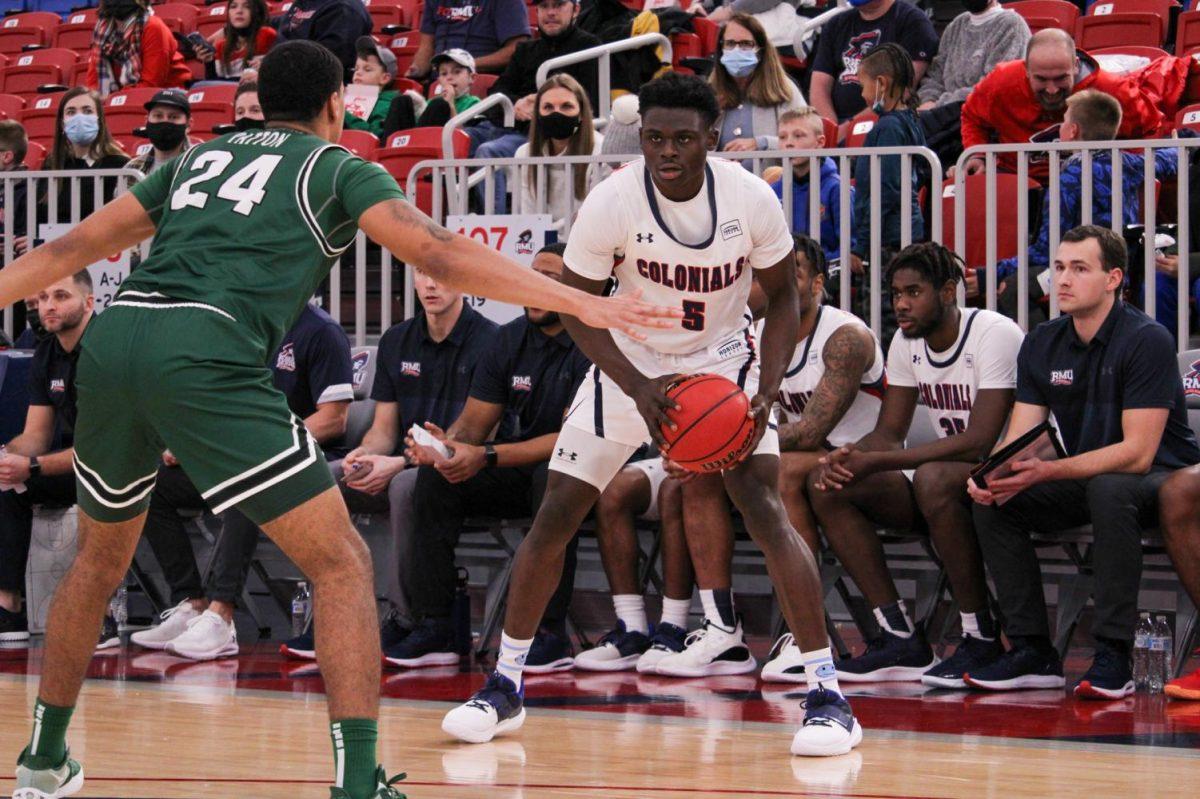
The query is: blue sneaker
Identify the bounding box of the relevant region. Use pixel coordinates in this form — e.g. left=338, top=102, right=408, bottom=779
left=575, top=620, right=651, bottom=672
left=921, top=635, right=1005, bottom=689
left=636, top=622, right=687, bottom=673
left=1074, top=641, right=1135, bottom=700
left=382, top=618, right=459, bottom=669
left=441, top=671, right=526, bottom=744
left=281, top=624, right=316, bottom=660
left=523, top=627, right=575, bottom=673
left=964, top=644, right=1066, bottom=691
left=835, top=629, right=937, bottom=683
left=790, top=687, right=863, bottom=756
left=380, top=614, right=411, bottom=651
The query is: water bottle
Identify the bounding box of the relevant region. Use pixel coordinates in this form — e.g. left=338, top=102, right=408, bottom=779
left=107, top=585, right=127, bottom=628
left=1133, top=612, right=1152, bottom=690
left=291, top=581, right=311, bottom=638
left=1155, top=615, right=1174, bottom=686
left=452, top=567, right=471, bottom=656
left=1148, top=615, right=1169, bottom=694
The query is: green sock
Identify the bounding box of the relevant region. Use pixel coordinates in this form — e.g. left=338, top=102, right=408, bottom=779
left=331, top=719, right=378, bottom=799
left=26, top=699, right=73, bottom=768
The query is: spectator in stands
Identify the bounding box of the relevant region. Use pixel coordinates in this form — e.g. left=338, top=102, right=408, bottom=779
left=275, top=0, right=372, bottom=82
left=698, top=0, right=803, bottom=56
left=0, top=272, right=93, bottom=644
left=516, top=74, right=604, bottom=232
left=13, top=297, right=45, bottom=349
left=86, top=0, right=191, bottom=95
left=956, top=29, right=1168, bottom=180
left=709, top=14, right=806, bottom=154
left=408, top=0, right=532, bottom=78
left=382, top=49, right=483, bottom=139
left=42, top=88, right=130, bottom=222
left=127, top=89, right=196, bottom=175
left=233, top=81, right=265, bottom=130
left=770, top=108, right=851, bottom=267
left=207, top=0, right=277, bottom=81
left=289, top=269, right=497, bottom=654
left=968, top=226, right=1200, bottom=699
left=343, top=37, right=402, bottom=139
left=1158, top=463, right=1200, bottom=700
left=131, top=302, right=354, bottom=660
left=386, top=243, right=591, bottom=672
left=808, top=0, right=938, bottom=138
left=849, top=44, right=924, bottom=276
left=0, top=120, right=30, bottom=259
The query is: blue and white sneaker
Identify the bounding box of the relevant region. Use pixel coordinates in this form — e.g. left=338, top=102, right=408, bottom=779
left=964, top=644, right=1065, bottom=691
left=442, top=671, right=526, bottom=744
left=574, top=621, right=651, bottom=672
left=636, top=622, right=687, bottom=673
left=1074, top=642, right=1135, bottom=700
left=790, top=688, right=863, bottom=757
left=280, top=624, right=316, bottom=660
left=14, top=746, right=84, bottom=799
left=836, top=629, right=936, bottom=683
left=523, top=628, right=575, bottom=673
left=921, top=635, right=1004, bottom=689
left=761, top=633, right=806, bottom=684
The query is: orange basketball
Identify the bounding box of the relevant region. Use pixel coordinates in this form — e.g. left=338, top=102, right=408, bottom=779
left=660, top=374, right=756, bottom=473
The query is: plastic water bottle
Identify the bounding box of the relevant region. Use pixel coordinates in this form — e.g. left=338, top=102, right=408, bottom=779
left=1133, top=612, right=1152, bottom=690
left=1155, top=615, right=1174, bottom=687
left=291, top=581, right=311, bottom=638
left=1148, top=615, right=1170, bottom=694
left=108, top=585, right=127, bottom=627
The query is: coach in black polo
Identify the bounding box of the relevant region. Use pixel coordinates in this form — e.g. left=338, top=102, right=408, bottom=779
left=967, top=225, right=1200, bottom=700
left=390, top=242, right=592, bottom=672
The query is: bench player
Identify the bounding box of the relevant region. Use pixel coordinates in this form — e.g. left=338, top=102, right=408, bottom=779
left=0, top=41, right=676, bottom=799
left=442, top=72, right=863, bottom=758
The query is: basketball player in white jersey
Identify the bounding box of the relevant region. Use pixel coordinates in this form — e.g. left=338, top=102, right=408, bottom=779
left=809, top=242, right=1024, bottom=687
left=442, top=73, right=862, bottom=757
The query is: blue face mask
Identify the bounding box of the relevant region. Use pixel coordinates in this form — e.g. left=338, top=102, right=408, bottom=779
left=720, top=50, right=759, bottom=78
left=848, top=0, right=874, bottom=6
left=64, top=113, right=99, bottom=146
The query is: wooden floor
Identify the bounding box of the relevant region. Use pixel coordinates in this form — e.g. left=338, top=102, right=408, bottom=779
left=1, top=645, right=1199, bottom=798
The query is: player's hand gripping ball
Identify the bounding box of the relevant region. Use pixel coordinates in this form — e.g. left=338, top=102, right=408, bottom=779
left=659, top=374, right=756, bottom=473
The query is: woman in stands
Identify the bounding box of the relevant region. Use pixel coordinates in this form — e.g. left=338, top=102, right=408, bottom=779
left=515, top=73, right=604, bottom=233
left=86, top=0, right=191, bottom=94
left=708, top=13, right=806, bottom=156
left=42, top=88, right=130, bottom=222
left=208, top=0, right=277, bottom=81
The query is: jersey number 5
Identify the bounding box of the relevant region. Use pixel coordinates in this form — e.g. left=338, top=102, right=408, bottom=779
left=682, top=300, right=706, bottom=331
left=171, top=151, right=284, bottom=215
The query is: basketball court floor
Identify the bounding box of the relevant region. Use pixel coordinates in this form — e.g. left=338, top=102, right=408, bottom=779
left=1, top=642, right=1198, bottom=798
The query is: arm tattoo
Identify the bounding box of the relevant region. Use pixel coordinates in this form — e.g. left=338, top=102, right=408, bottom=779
left=777, top=324, right=873, bottom=452
left=388, top=198, right=454, bottom=243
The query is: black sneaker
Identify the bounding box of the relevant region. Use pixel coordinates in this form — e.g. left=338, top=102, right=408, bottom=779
left=1074, top=641, right=1135, bottom=700
left=921, top=635, right=1005, bottom=689
left=95, top=614, right=120, bottom=650
left=280, top=624, right=316, bottom=660
left=964, top=644, right=1066, bottom=691
left=382, top=619, right=459, bottom=669
left=0, top=606, right=29, bottom=643
left=835, top=629, right=937, bottom=683
left=636, top=621, right=687, bottom=673
left=442, top=671, right=526, bottom=743
left=380, top=614, right=411, bottom=650
left=524, top=627, right=575, bottom=673
left=574, top=620, right=651, bottom=672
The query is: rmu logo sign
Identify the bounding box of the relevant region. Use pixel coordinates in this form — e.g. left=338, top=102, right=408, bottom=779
left=1184, top=360, right=1200, bottom=399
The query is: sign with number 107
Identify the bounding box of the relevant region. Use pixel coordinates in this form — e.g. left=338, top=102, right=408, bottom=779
left=444, top=214, right=554, bottom=326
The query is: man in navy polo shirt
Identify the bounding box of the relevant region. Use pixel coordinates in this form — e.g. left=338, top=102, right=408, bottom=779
left=967, top=225, right=1200, bottom=700
left=385, top=242, right=591, bottom=671
left=0, top=271, right=92, bottom=642
left=131, top=302, right=355, bottom=660
left=407, top=0, right=531, bottom=78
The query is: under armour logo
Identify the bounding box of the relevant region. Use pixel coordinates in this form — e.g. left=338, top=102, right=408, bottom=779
left=912, top=355, right=922, bottom=364
left=636, top=233, right=654, bottom=243
left=556, top=448, right=578, bottom=462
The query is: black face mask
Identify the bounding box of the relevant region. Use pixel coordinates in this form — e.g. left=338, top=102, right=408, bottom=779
left=99, top=0, right=141, bottom=18
left=234, top=117, right=266, bottom=132
left=962, top=0, right=991, bottom=12
left=538, top=112, right=581, bottom=140
left=146, top=121, right=187, bottom=152
left=25, top=311, right=46, bottom=340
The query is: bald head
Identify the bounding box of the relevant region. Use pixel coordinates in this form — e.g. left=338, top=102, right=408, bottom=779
left=1026, top=28, right=1076, bottom=62
left=1025, top=29, right=1079, bottom=113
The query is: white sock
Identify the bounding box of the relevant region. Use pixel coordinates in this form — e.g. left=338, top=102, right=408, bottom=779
left=660, top=596, right=691, bottom=630
left=873, top=603, right=914, bottom=639
left=802, top=645, right=841, bottom=696
left=961, top=611, right=994, bottom=641
left=699, top=589, right=735, bottom=630
left=612, top=594, right=648, bottom=635
left=496, top=631, right=532, bottom=690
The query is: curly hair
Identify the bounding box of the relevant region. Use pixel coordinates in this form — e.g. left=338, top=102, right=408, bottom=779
left=884, top=242, right=965, bottom=288
left=860, top=43, right=917, bottom=110
left=637, top=72, right=720, bottom=128
left=793, top=234, right=827, bottom=280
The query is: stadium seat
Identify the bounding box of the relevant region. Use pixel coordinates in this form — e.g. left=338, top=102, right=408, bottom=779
left=386, top=30, right=420, bottom=75
left=154, top=3, right=200, bottom=34
left=196, top=4, right=229, bottom=38
left=0, top=11, right=61, bottom=55
left=186, top=84, right=236, bottom=130
left=25, top=138, right=45, bottom=167
left=0, top=49, right=76, bottom=96
left=843, top=109, right=877, bottom=148
left=670, top=32, right=703, bottom=69
left=105, top=87, right=162, bottom=136
left=18, top=90, right=66, bottom=150
left=267, top=1, right=293, bottom=15
left=527, top=4, right=538, bottom=29
left=377, top=127, right=469, bottom=214
left=940, top=173, right=1041, bottom=269
left=821, top=116, right=838, bottom=148
left=693, top=17, right=718, bottom=55
left=1178, top=10, right=1200, bottom=53
left=391, top=76, right=422, bottom=94
left=364, top=0, right=406, bottom=33
left=0, top=92, right=22, bottom=120
left=396, top=0, right=422, bottom=28
left=339, top=128, right=379, bottom=160
left=52, top=9, right=100, bottom=52
left=64, top=59, right=87, bottom=88
left=1092, top=45, right=1169, bottom=60
left=1018, top=14, right=1066, bottom=33
left=1088, top=0, right=1178, bottom=18
left=1178, top=102, right=1200, bottom=131
left=1007, top=0, right=1080, bottom=31
left=1076, top=13, right=1166, bottom=48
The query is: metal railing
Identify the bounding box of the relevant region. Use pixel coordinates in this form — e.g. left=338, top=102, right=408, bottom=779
left=536, top=33, right=673, bottom=124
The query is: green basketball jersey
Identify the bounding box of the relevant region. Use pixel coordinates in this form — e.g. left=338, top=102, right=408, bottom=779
left=125, top=127, right=404, bottom=356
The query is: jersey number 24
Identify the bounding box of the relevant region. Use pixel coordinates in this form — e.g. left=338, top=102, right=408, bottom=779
left=171, top=151, right=284, bottom=215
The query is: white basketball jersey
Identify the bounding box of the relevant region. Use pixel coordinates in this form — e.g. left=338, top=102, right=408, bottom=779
left=777, top=305, right=885, bottom=448
left=563, top=156, right=793, bottom=356
left=886, top=308, right=1024, bottom=439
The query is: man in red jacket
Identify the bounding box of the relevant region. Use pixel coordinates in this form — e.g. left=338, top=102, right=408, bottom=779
left=954, top=28, right=1167, bottom=180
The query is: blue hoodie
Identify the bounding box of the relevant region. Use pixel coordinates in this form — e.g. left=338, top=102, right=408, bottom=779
left=851, top=108, right=925, bottom=256
left=770, top=157, right=853, bottom=268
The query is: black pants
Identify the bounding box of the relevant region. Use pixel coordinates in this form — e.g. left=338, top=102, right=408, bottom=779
left=409, top=461, right=577, bottom=627
left=0, top=472, right=76, bottom=593
left=141, top=464, right=259, bottom=606
left=972, top=470, right=1169, bottom=645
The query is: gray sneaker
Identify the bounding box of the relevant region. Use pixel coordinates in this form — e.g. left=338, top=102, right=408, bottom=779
left=14, top=746, right=84, bottom=799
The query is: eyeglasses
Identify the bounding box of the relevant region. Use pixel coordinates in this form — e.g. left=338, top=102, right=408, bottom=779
left=721, top=39, right=759, bottom=52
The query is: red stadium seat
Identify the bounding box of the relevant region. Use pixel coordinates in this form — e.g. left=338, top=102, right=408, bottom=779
left=186, top=83, right=236, bottom=130
left=0, top=92, right=23, bottom=119
left=0, top=49, right=76, bottom=96
left=1178, top=10, right=1200, bottom=53
left=1087, top=0, right=1178, bottom=17
left=941, top=173, right=1041, bottom=269
left=1091, top=45, right=1169, bottom=60
left=1076, top=13, right=1165, bottom=48
left=267, top=1, right=293, bottom=15
left=692, top=17, right=718, bottom=55
left=671, top=32, right=702, bottom=68
left=154, top=3, right=200, bottom=34
left=196, top=4, right=229, bottom=39
left=397, top=0, right=422, bottom=28
left=1178, top=102, right=1200, bottom=132
left=0, top=12, right=61, bottom=55
left=377, top=127, right=468, bottom=206
left=65, top=59, right=88, bottom=88
left=364, top=0, right=406, bottom=32
left=843, top=109, right=877, bottom=148
left=821, top=116, right=838, bottom=148
left=1017, top=14, right=1066, bottom=33
left=52, top=9, right=100, bottom=52
left=391, top=76, right=422, bottom=93
left=339, top=128, right=379, bottom=160
left=386, top=31, right=420, bottom=75
left=18, top=90, right=66, bottom=149
left=105, top=87, right=162, bottom=136
left=25, top=138, right=46, bottom=168
left=1007, top=0, right=1080, bottom=32
left=527, top=4, right=538, bottom=29
left=115, top=134, right=151, bottom=158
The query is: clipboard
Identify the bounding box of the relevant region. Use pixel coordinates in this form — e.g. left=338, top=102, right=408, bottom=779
left=969, top=421, right=1067, bottom=502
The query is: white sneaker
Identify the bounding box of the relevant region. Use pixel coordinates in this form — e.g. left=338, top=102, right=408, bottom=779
left=574, top=622, right=651, bottom=672
left=761, top=633, right=807, bottom=683
left=130, top=600, right=201, bottom=650
left=164, top=610, right=238, bottom=661
left=635, top=622, right=687, bottom=673
left=791, top=688, right=863, bottom=757
left=654, top=618, right=756, bottom=678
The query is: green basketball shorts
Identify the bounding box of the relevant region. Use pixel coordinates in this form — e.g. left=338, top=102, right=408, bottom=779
left=72, top=299, right=334, bottom=525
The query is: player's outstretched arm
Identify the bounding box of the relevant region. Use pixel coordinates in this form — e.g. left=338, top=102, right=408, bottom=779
left=358, top=199, right=681, bottom=339
left=0, top=193, right=156, bottom=309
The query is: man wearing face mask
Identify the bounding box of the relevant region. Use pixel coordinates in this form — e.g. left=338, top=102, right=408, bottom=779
left=233, top=81, right=266, bottom=132
left=13, top=297, right=46, bottom=349
left=127, top=89, right=195, bottom=176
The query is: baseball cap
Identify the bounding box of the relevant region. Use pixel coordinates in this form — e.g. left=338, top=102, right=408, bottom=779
left=356, top=35, right=398, bottom=76
left=431, top=48, right=476, bottom=74
left=144, top=88, right=190, bottom=116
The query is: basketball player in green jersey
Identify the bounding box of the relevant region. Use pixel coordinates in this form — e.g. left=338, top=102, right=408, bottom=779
left=0, top=41, right=676, bottom=799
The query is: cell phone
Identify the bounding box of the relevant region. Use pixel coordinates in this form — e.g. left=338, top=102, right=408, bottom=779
left=186, top=32, right=216, bottom=55
left=409, top=424, right=452, bottom=459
